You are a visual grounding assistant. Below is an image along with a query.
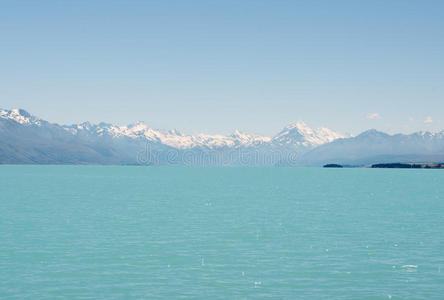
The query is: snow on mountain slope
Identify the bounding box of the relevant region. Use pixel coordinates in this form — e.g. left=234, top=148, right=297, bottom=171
left=116, top=126, right=271, bottom=149
left=77, top=120, right=338, bottom=150
left=272, top=121, right=345, bottom=148
left=0, top=108, right=44, bottom=126
left=62, top=121, right=272, bottom=149
left=0, top=108, right=343, bottom=151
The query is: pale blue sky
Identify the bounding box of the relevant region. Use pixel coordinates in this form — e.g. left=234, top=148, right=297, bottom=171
left=1, top=0, right=443, bottom=136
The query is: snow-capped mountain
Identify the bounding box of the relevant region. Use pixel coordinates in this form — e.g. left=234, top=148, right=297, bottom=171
left=7, top=107, right=441, bottom=166
left=0, top=108, right=340, bottom=149
left=62, top=121, right=273, bottom=149
left=0, top=108, right=345, bottom=165
left=272, top=121, right=345, bottom=148
left=0, top=108, right=45, bottom=126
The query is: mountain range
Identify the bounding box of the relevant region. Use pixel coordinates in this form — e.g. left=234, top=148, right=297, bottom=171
left=1, top=108, right=444, bottom=166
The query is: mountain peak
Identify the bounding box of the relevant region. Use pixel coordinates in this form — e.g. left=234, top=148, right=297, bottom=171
left=232, top=129, right=242, bottom=135
left=231, top=129, right=248, bottom=138
left=357, top=129, right=389, bottom=138
left=0, top=108, right=41, bottom=126
left=284, top=121, right=310, bottom=131
left=11, top=108, right=31, bottom=118
left=273, top=121, right=343, bottom=148
left=127, top=121, right=149, bottom=131
left=168, top=129, right=182, bottom=136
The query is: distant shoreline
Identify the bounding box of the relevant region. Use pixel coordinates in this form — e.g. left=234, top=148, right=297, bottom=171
left=371, top=163, right=444, bottom=169
left=324, top=163, right=444, bottom=169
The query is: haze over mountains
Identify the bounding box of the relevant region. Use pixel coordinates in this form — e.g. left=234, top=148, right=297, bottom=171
left=1, top=108, right=444, bottom=166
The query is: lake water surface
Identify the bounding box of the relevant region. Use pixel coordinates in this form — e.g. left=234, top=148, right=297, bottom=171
left=1, top=166, right=443, bottom=299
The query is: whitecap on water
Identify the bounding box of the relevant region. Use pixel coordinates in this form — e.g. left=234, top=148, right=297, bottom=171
left=401, top=265, right=418, bottom=268
left=401, top=265, right=418, bottom=272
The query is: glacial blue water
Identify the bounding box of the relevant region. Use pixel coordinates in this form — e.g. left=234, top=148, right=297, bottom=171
left=1, top=166, right=443, bottom=299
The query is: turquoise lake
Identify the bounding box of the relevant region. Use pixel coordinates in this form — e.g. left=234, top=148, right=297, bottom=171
left=1, top=166, right=443, bottom=299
